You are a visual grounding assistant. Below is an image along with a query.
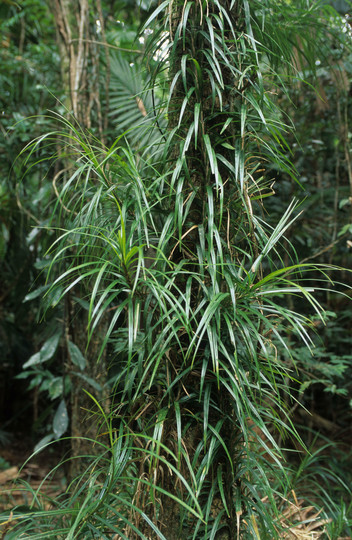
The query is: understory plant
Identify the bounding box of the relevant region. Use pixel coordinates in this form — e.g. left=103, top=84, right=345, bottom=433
left=2, top=0, right=351, bottom=538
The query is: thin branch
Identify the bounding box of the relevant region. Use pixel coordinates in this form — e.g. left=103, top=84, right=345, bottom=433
left=52, top=168, right=77, bottom=215
left=300, top=236, right=346, bottom=264
left=168, top=224, right=199, bottom=260
left=69, top=38, right=142, bottom=54
left=16, top=183, right=40, bottom=224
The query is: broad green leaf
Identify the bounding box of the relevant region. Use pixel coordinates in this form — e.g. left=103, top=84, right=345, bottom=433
left=40, top=332, right=61, bottom=362
left=74, top=372, right=102, bottom=392
left=23, top=332, right=61, bottom=368
left=23, top=284, right=50, bottom=302
left=23, top=352, right=41, bottom=369
left=73, top=295, right=90, bottom=310
left=53, top=399, right=69, bottom=439
left=221, top=142, right=235, bottom=150
left=34, top=434, right=55, bottom=453
left=48, top=377, right=64, bottom=400
left=68, top=340, right=87, bottom=371
left=220, top=117, right=232, bottom=135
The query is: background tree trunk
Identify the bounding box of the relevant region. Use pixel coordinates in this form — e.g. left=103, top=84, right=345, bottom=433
left=50, top=0, right=109, bottom=476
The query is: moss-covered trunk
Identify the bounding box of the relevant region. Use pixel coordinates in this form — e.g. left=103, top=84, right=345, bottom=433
left=148, top=1, right=252, bottom=537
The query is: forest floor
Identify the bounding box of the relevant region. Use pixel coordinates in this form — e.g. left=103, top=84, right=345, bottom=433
left=0, top=432, right=66, bottom=534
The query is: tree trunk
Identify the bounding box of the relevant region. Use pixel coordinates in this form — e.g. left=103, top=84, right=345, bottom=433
left=50, top=0, right=109, bottom=476
left=146, top=1, right=249, bottom=537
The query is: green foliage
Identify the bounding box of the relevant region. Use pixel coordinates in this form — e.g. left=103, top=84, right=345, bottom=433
left=1, top=0, right=352, bottom=539
left=0, top=456, right=11, bottom=470
left=108, top=52, right=167, bottom=153
left=0, top=0, right=62, bottom=445
left=0, top=426, right=205, bottom=539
